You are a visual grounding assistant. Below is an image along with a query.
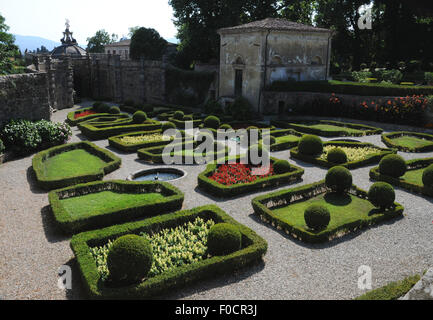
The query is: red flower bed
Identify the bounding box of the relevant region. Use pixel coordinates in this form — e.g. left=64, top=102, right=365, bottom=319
left=74, top=110, right=97, bottom=119
left=209, top=163, right=274, bottom=186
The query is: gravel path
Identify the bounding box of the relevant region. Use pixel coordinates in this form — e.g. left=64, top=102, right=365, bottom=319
left=0, top=103, right=432, bottom=300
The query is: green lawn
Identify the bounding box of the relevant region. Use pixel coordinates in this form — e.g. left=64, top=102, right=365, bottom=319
left=308, top=124, right=365, bottom=134
left=60, top=191, right=165, bottom=219
left=272, top=193, right=378, bottom=232
left=390, top=136, right=433, bottom=149
left=42, top=149, right=108, bottom=180
left=275, top=135, right=301, bottom=143
left=401, top=168, right=424, bottom=185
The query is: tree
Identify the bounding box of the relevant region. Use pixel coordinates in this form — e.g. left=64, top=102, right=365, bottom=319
left=0, top=13, right=19, bottom=74
left=128, top=26, right=141, bottom=38
left=86, top=29, right=118, bottom=53
left=129, top=27, right=167, bottom=60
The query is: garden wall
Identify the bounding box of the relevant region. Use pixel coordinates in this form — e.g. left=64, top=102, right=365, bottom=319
left=0, top=73, right=51, bottom=127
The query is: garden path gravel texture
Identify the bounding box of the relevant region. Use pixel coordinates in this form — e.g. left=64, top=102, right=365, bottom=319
left=0, top=102, right=432, bottom=300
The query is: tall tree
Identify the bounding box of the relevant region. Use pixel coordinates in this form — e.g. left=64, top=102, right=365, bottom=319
left=0, top=13, right=19, bottom=74
left=86, top=29, right=118, bottom=53
left=129, top=27, right=167, bottom=60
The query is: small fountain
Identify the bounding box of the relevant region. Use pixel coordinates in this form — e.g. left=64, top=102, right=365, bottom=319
left=127, top=167, right=186, bottom=182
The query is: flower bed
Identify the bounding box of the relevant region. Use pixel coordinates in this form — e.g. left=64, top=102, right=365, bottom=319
left=66, top=108, right=124, bottom=126
left=108, top=130, right=183, bottom=153
left=369, top=157, right=433, bottom=197
left=381, top=132, right=433, bottom=152
left=137, top=141, right=229, bottom=164
left=198, top=156, right=304, bottom=198
left=252, top=181, right=404, bottom=243
left=70, top=205, right=267, bottom=299
left=49, top=180, right=184, bottom=234
left=272, top=120, right=383, bottom=137
left=290, top=141, right=396, bottom=169
left=32, top=141, right=121, bottom=190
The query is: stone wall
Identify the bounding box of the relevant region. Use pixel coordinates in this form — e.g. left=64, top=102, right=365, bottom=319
left=0, top=73, right=51, bottom=127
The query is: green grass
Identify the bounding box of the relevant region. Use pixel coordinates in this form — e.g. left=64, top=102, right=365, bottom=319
left=42, top=149, right=107, bottom=180
left=390, top=136, right=433, bottom=149
left=308, top=124, right=365, bottom=134
left=60, top=191, right=165, bottom=219
left=275, top=135, right=301, bottom=143
left=272, top=193, right=377, bottom=232
left=401, top=168, right=424, bottom=185
left=355, top=274, right=421, bottom=300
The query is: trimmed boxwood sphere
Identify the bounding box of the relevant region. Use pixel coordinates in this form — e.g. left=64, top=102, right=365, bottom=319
left=325, top=166, right=352, bottom=193
left=204, top=116, right=221, bottom=129
left=327, top=148, right=348, bottom=164
left=298, top=135, right=323, bottom=156
left=133, top=111, right=148, bottom=123
left=304, top=204, right=331, bottom=231
left=174, top=111, right=184, bottom=120
left=183, top=115, right=193, bottom=121
left=273, top=159, right=291, bottom=174
left=368, top=182, right=395, bottom=209
left=207, top=223, right=242, bottom=256
left=422, top=164, right=433, bottom=187
left=379, top=154, right=407, bottom=178
left=98, top=103, right=111, bottom=113
left=162, top=121, right=176, bottom=132
left=219, top=124, right=232, bottom=130
left=109, top=106, right=120, bottom=114
left=107, top=234, right=153, bottom=284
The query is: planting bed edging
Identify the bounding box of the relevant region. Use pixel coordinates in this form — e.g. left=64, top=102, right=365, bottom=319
left=381, top=132, right=433, bottom=153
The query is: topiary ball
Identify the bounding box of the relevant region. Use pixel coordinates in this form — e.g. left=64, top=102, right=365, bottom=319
left=138, top=104, right=153, bottom=113
left=161, top=121, right=176, bottom=132
left=304, top=204, right=331, bottom=231
left=207, top=223, right=242, bottom=256
left=422, top=164, right=433, bottom=187
left=174, top=111, right=184, bottom=120
left=204, top=116, right=221, bottom=129
left=98, top=103, right=111, bottom=113
left=368, top=182, right=395, bottom=210
left=247, top=126, right=259, bottom=131
left=219, top=124, right=232, bottom=130
left=183, top=115, right=193, bottom=121
left=273, top=159, right=291, bottom=174
left=107, top=234, right=153, bottom=284
left=92, top=101, right=102, bottom=111
left=325, top=166, right=352, bottom=194
left=109, top=106, right=121, bottom=114
left=379, top=154, right=407, bottom=178
left=327, top=148, right=348, bottom=164
left=132, top=111, right=148, bottom=124
left=298, top=135, right=323, bottom=156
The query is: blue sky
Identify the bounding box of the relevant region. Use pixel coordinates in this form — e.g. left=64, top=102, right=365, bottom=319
left=0, top=0, right=178, bottom=44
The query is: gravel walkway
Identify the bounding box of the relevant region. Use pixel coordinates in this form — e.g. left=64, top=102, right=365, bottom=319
left=0, top=103, right=432, bottom=300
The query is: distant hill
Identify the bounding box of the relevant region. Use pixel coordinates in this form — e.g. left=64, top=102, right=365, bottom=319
left=13, top=34, right=87, bottom=53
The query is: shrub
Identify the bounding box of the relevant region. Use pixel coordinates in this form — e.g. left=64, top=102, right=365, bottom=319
left=327, top=148, right=348, bottom=164
left=109, top=106, right=121, bottom=114
left=225, top=97, right=254, bottom=121
left=273, top=159, right=291, bottom=174
left=174, top=111, right=184, bottom=120
left=161, top=121, right=176, bottom=132
left=132, top=111, right=148, bottom=124
left=422, top=164, right=433, bottom=187
left=204, top=99, right=223, bottom=115
left=207, top=223, right=241, bottom=256
left=107, top=234, right=153, bottom=284
left=247, top=126, right=259, bottom=131
left=137, top=104, right=154, bottom=113
left=379, top=154, right=407, bottom=178
left=0, top=138, right=4, bottom=153
left=183, top=115, right=193, bottom=121
left=298, top=135, right=323, bottom=156
left=304, top=204, right=331, bottom=231
left=98, top=103, right=111, bottom=113
left=368, top=182, right=395, bottom=209
left=34, top=120, right=72, bottom=147
left=92, top=101, right=102, bottom=110
left=219, top=124, right=232, bottom=130
left=398, top=61, right=406, bottom=71
left=325, top=166, right=352, bottom=193
left=204, top=116, right=220, bottom=129
left=425, top=72, right=433, bottom=85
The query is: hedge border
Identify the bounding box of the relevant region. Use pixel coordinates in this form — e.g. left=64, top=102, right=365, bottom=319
left=369, top=157, right=433, bottom=197
left=272, top=120, right=383, bottom=137
left=49, top=180, right=184, bottom=234
left=70, top=204, right=268, bottom=299
left=381, top=131, right=433, bottom=153
left=290, top=141, right=396, bottom=169
left=197, top=156, right=304, bottom=198
left=78, top=120, right=162, bottom=140
left=228, top=121, right=276, bottom=131
left=251, top=181, right=404, bottom=243
left=137, top=141, right=229, bottom=165
left=169, top=117, right=203, bottom=129
left=32, top=141, right=121, bottom=190
left=66, top=108, right=116, bottom=126
left=262, top=129, right=304, bottom=151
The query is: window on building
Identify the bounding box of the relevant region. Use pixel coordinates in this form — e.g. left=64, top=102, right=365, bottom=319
left=113, top=50, right=116, bottom=54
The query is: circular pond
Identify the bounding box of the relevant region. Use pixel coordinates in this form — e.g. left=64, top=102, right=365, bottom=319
left=127, top=167, right=186, bottom=182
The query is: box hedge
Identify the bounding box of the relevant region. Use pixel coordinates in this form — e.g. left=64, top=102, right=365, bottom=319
left=381, top=131, right=433, bottom=153
left=70, top=205, right=267, bottom=299
left=32, top=141, right=121, bottom=190
left=197, top=156, right=304, bottom=198
left=49, top=180, right=184, bottom=234
left=251, top=181, right=404, bottom=243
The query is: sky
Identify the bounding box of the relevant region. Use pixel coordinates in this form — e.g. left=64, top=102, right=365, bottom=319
left=0, top=0, right=178, bottom=44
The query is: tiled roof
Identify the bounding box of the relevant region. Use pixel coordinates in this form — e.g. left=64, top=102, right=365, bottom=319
left=218, top=18, right=331, bottom=34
